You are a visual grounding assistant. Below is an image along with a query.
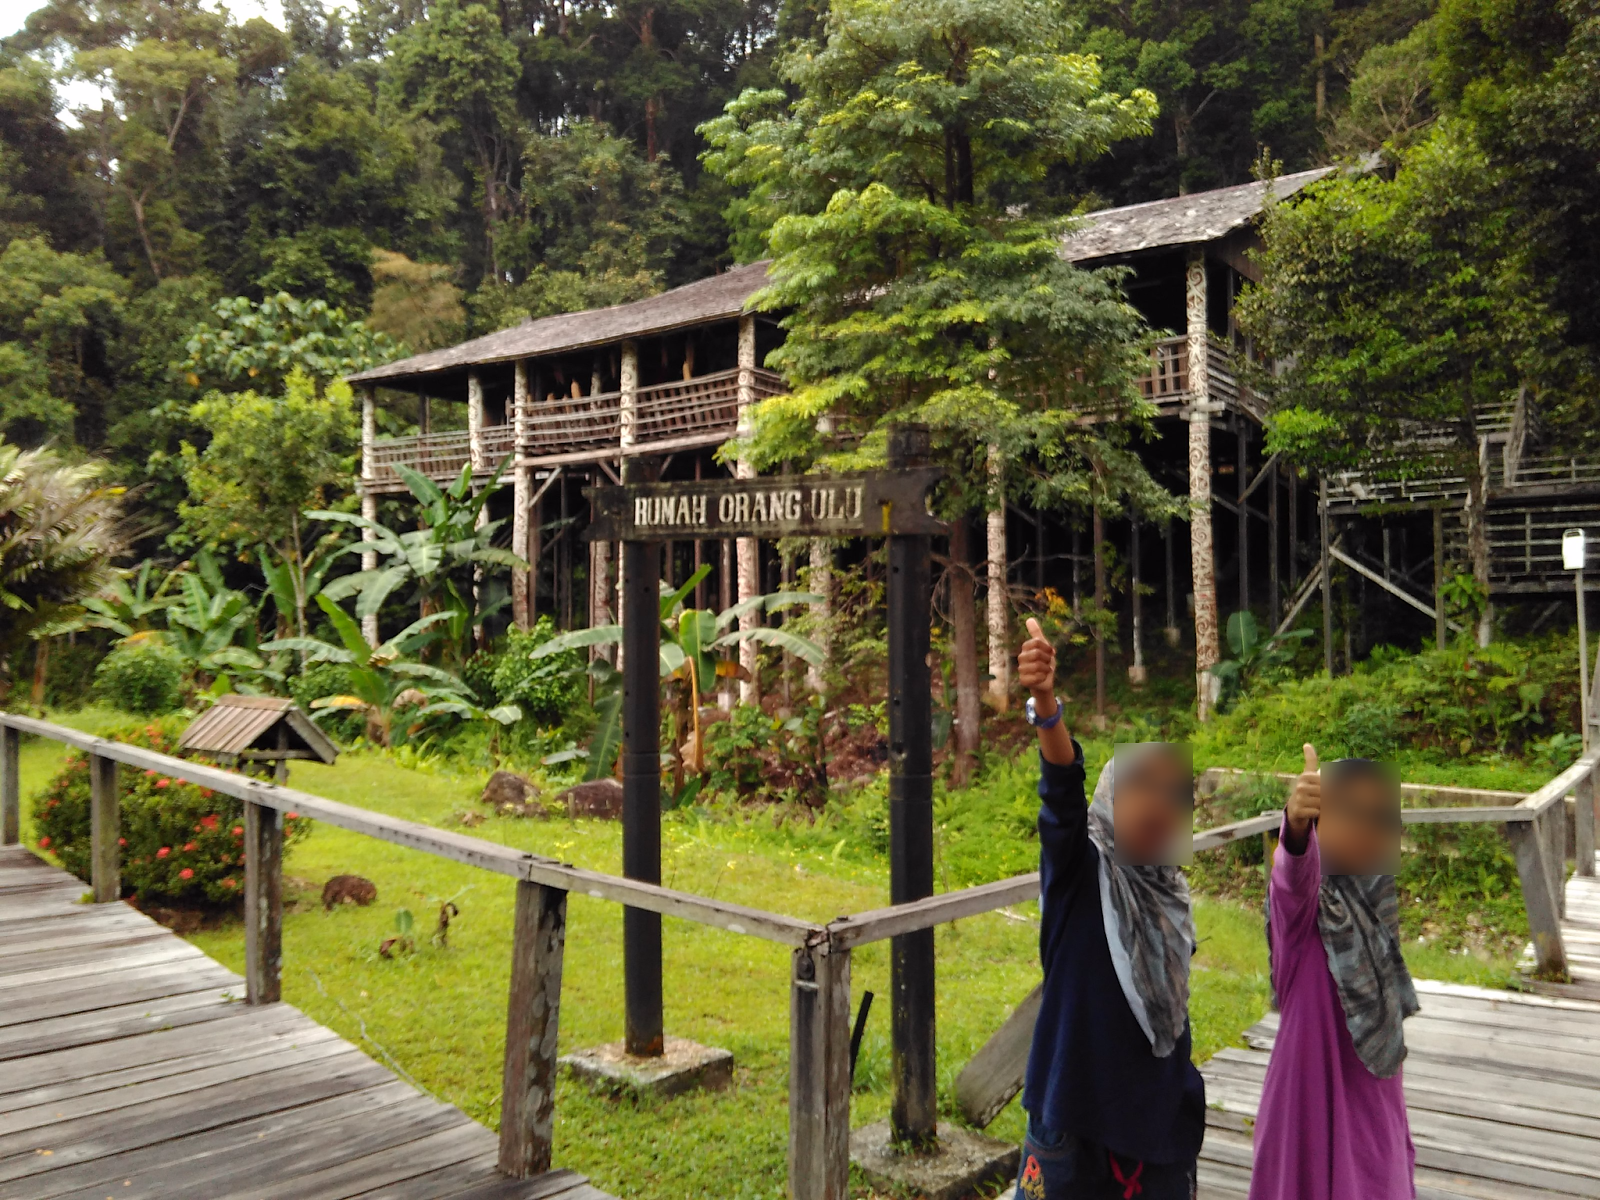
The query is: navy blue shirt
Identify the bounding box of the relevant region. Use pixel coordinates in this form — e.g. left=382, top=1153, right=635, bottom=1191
left=1021, top=749, right=1206, bottom=1164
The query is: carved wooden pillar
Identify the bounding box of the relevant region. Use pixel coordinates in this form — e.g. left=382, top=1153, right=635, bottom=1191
left=468, top=369, right=488, bottom=646
left=512, top=360, right=532, bottom=630
left=986, top=446, right=1010, bottom=708
left=736, top=315, right=761, bottom=704
left=1186, top=249, right=1220, bottom=718
left=360, top=386, right=378, bottom=645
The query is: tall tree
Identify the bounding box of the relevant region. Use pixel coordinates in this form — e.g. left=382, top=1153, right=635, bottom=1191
left=1239, top=135, right=1568, bottom=646
left=703, top=0, right=1173, bottom=772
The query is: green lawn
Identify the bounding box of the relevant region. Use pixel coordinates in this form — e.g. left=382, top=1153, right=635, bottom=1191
left=10, top=709, right=1518, bottom=1198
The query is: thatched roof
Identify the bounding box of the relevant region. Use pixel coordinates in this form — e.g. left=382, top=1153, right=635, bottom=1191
left=1061, top=167, right=1336, bottom=263
left=348, top=260, right=773, bottom=390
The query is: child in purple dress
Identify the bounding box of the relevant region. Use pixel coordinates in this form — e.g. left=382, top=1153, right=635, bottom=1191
left=1248, top=745, right=1419, bottom=1200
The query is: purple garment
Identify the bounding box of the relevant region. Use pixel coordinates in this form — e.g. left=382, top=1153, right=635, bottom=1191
left=1247, top=821, right=1415, bottom=1200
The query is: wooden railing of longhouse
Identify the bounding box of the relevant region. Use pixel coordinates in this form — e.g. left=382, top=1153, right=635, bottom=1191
left=1, top=711, right=1595, bottom=1200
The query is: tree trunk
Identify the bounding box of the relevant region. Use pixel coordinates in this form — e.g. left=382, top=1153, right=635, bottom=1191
left=31, top=637, right=49, bottom=708
left=949, top=518, right=981, bottom=786
left=1466, top=461, right=1493, bottom=646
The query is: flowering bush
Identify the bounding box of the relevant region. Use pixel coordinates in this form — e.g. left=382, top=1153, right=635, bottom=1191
left=32, top=719, right=309, bottom=904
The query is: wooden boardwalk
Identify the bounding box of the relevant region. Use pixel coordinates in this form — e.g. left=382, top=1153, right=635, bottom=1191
left=1198, top=853, right=1600, bottom=1199
left=0, top=846, right=613, bottom=1200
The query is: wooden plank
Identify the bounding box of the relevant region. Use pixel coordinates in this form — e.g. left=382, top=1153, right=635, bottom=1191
left=88, top=753, right=118, bottom=904
left=0, top=726, right=17, bottom=845
left=0, top=1009, right=332, bottom=1102
left=96, top=1092, right=464, bottom=1200
left=0, top=1036, right=358, bottom=1133
left=205, top=1121, right=490, bottom=1200
left=2, top=1080, right=423, bottom=1200
left=788, top=940, right=851, bottom=1200
left=0, top=937, right=213, bottom=990
left=499, top=881, right=567, bottom=1178
left=426, top=1169, right=599, bottom=1200
left=0, top=928, right=182, bottom=976
left=0, top=1055, right=393, bottom=1178
left=1578, top=765, right=1596, bottom=878
left=244, top=798, right=283, bottom=1004
left=0, top=987, right=244, bottom=1061
left=0, top=959, right=239, bottom=1027
left=954, top=982, right=1041, bottom=1128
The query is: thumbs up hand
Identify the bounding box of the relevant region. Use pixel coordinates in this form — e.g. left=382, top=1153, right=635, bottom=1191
left=1017, top=618, right=1057, bottom=702
left=1285, top=743, right=1321, bottom=850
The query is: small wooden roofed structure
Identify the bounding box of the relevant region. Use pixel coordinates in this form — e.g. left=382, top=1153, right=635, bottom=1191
left=179, top=695, right=339, bottom=770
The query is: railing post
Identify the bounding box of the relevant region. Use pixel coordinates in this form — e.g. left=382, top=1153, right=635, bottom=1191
left=1548, top=796, right=1569, bottom=920
left=1578, top=761, right=1597, bottom=878
left=89, top=753, right=119, bottom=902
left=789, top=938, right=852, bottom=1200
left=886, top=424, right=937, bottom=1148
left=499, top=879, right=568, bottom=1178
left=1509, top=811, right=1567, bottom=979
left=244, top=798, right=283, bottom=1003
left=1, top=724, right=19, bottom=845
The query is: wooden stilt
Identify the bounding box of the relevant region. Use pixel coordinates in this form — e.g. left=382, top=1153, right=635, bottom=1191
left=1164, top=518, right=1179, bottom=646
left=1268, top=457, right=1281, bottom=628
left=1129, top=514, right=1146, bottom=687
left=1237, top=422, right=1248, bottom=619
left=1093, top=504, right=1106, bottom=726
left=1434, top=507, right=1447, bottom=651
left=1321, top=477, right=1334, bottom=677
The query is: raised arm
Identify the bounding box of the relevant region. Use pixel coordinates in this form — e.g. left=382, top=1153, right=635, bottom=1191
left=1018, top=618, right=1076, bottom=768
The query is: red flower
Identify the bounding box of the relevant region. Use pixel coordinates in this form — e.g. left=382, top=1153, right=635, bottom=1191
left=155, top=779, right=170, bottom=789
left=118, top=837, right=127, bottom=847
left=222, top=877, right=236, bottom=889
left=37, top=836, right=50, bottom=848
left=182, top=842, right=196, bottom=852
left=233, top=826, right=243, bottom=836
left=200, top=788, right=214, bottom=799
left=200, top=814, right=218, bottom=830
left=286, top=812, right=299, bottom=820
left=156, top=846, right=170, bottom=858
left=178, top=868, right=193, bottom=880
left=144, top=769, right=156, bottom=777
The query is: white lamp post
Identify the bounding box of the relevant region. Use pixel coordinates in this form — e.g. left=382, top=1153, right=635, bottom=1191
left=1564, top=528, right=1589, bottom=748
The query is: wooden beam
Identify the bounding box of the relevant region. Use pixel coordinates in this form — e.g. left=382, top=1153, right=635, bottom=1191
left=827, top=874, right=1042, bottom=949
left=499, top=880, right=567, bottom=1178
left=1240, top=451, right=1283, bottom=504
left=1330, top=545, right=1464, bottom=634
left=788, top=939, right=851, bottom=1200
left=89, top=753, right=119, bottom=904
left=244, top=799, right=283, bottom=1004
left=954, top=983, right=1042, bottom=1129
left=1434, top=507, right=1447, bottom=650
left=1, top=725, right=17, bottom=845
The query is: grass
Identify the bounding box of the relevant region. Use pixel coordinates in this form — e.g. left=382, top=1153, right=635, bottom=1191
left=9, top=706, right=1524, bottom=1198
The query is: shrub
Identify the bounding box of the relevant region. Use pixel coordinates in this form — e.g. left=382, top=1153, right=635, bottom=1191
left=33, top=720, right=309, bottom=904
left=290, top=660, right=363, bottom=743
left=488, top=617, right=582, bottom=726
left=94, top=635, right=185, bottom=714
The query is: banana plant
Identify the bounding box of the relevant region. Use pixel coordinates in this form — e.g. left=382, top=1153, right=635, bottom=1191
left=311, top=461, right=524, bottom=648
left=262, top=594, right=471, bottom=747
left=259, top=539, right=343, bottom=641
left=80, top=560, right=183, bottom=637
left=163, top=553, right=267, bottom=687
left=532, top=566, right=824, bottom=783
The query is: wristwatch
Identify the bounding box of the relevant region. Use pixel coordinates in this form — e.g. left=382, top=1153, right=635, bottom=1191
left=1025, top=695, right=1063, bottom=730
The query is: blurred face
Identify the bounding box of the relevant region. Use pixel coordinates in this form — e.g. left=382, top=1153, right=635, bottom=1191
left=1114, top=743, right=1193, bottom=866
left=1319, top=762, right=1401, bottom=875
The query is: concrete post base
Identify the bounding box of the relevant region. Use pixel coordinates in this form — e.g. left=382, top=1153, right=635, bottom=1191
left=559, top=1036, right=732, bottom=1098
left=849, top=1119, right=1020, bottom=1200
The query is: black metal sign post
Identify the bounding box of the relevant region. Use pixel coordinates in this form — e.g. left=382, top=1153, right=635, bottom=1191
left=885, top=425, right=937, bottom=1148
left=589, top=434, right=942, bottom=1116
left=619, top=456, right=665, bottom=1057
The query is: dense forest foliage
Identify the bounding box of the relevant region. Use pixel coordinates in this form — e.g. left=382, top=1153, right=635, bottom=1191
left=3, top=0, right=1598, bottom=706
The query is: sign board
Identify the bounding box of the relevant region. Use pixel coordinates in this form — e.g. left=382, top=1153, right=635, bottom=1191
left=585, top=469, right=944, bottom=542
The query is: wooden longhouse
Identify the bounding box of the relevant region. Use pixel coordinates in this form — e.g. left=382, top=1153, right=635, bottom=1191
left=345, top=262, right=783, bottom=652
left=347, top=167, right=1600, bottom=713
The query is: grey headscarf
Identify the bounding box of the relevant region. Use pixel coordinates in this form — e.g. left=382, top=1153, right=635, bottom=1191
left=1267, top=849, right=1421, bottom=1079
left=1087, top=755, right=1196, bottom=1059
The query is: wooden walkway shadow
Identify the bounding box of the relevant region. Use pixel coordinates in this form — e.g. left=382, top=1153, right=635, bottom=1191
left=1198, top=852, right=1600, bottom=1199
left=0, top=845, right=614, bottom=1200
